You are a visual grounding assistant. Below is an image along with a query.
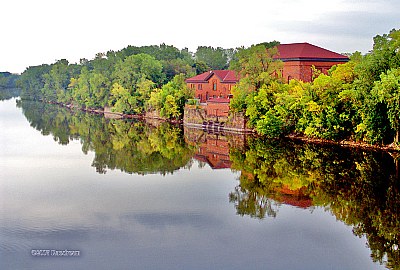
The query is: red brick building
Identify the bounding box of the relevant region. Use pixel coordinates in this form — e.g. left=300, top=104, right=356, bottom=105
left=185, top=43, right=348, bottom=117
left=185, top=70, right=239, bottom=103
left=275, top=43, right=349, bottom=82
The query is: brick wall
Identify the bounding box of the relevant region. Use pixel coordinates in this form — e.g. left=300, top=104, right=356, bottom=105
left=183, top=105, right=251, bottom=133
left=282, top=60, right=348, bottom=82
left=206, top=101, right=230, bottom=117
left=189, top=73, right=235, bottom=103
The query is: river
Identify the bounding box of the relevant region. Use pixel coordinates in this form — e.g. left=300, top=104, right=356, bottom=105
left=0, top=98, right=398, bottom=270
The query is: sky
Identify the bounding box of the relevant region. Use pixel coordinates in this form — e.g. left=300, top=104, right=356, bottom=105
left=1, top=0, right=399, bottom=74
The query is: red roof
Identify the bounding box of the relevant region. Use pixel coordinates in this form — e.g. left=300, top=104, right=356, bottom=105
left=186, top=70, right=239, bottom=83
left=276, top=43, right=349, bottom=61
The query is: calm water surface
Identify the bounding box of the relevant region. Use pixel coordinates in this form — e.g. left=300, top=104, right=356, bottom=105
left=0, top=98, right=398, bottom=270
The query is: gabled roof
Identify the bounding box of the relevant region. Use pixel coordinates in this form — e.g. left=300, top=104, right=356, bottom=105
left=275, top=43, right=349, bottom=62
left=186, top=70, right=239, bottom=83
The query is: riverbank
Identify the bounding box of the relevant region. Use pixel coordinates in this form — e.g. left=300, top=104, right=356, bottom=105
left=286, top=134, right=400, bottom=152
left=22, top=99, right=400, bottom=153
left=37, top=99, right=183, bottom=123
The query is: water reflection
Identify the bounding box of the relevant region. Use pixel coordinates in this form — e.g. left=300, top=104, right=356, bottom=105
left=17, top=100, right=196, bottom=175
left=14, top=100, right=400, bottom=269
left=227, top=137, right=400, bottom=269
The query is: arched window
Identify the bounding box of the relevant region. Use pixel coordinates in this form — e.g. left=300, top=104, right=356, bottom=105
left=212, top=80, right=217, bottom=91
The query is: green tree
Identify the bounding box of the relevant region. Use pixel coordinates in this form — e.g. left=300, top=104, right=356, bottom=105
left=229, top=44, right=283, bottom=114
left=371, top=68, right=400, bottom=144
left=41, top=59, right=81, bottom=103
left=162, top=95, right=180, bottom=118
left=88, top=72, right=110, bottom=108
left=354, top=29, right=400, bottom=144
left=193, top=61, right=210, bottom=75
left=162, top=58, right=195, bottom=81
left=108, top=83, right=136, bottom=114
left=19, top=64, right=52, bottom=100
left=113, top=53, right=164, bottom=90
left=195, top=46, right=230, bottom=70
left=230, top=44, right=283, bottom=90
left=229, top=44, right=284, bottom=132
left=69, top=67, right=90, bottom=107
left=0, top=72, right=21, bottom=100
left=148, top=74, right=193, bottom=119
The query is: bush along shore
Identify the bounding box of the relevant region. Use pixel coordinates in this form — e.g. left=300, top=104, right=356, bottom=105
left=228, top=29, right=400, bottom=152
left=17, top=29, right=400, bottom=152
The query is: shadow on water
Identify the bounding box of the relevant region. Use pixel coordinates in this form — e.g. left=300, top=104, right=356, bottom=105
left=18, top=100, right=400, bottom=269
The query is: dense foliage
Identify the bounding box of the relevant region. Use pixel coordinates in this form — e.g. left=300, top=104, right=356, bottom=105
left=230, top=29, right=400, bottom=146
left=194, top=46, right=234, bottom=70
left=17, top=43, right=246, bottom=118
left=18, top=44, right=207, bottom=118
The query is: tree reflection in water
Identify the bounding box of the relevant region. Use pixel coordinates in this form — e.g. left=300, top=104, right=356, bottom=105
left=18, top=100, right=196, bottom=175
left=18, top=100, right=399, bottom=269
left=228, top=136, right=399, bottom=269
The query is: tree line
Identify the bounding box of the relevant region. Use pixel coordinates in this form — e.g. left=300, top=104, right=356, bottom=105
left=18, top=44, right=235, bottom=118
left=0, top=72, right=20, bottom=100
left=229, top=29, right=400, bottom=146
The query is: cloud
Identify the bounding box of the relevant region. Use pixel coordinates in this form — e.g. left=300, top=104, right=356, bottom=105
left=278, top=11, right=397, bottom=38
left=271, top=9, right=399, bottom=53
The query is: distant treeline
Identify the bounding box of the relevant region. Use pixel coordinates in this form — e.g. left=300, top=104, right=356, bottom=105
left=18, top=44, right=240, bottom=118
left=0, top=72, right=20, bottom=100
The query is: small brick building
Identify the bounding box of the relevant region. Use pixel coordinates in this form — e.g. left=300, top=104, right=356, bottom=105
left=185, top=70, right=239, bottom=103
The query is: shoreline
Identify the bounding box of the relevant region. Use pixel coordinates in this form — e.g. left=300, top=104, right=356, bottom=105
left=286, top=134, right=400, bottom=152
left=22, top=99, right=400, bottom=153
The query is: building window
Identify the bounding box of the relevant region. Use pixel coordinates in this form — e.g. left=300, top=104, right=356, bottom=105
left=212, top=80, right=217, bottom=91
left=198, top=84, right=202, bottom=90
left=191, top=84, right=195, bottom=89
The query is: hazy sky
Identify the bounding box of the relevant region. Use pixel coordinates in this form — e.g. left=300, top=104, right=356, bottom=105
left=1, top=0, right=399, bottom=74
